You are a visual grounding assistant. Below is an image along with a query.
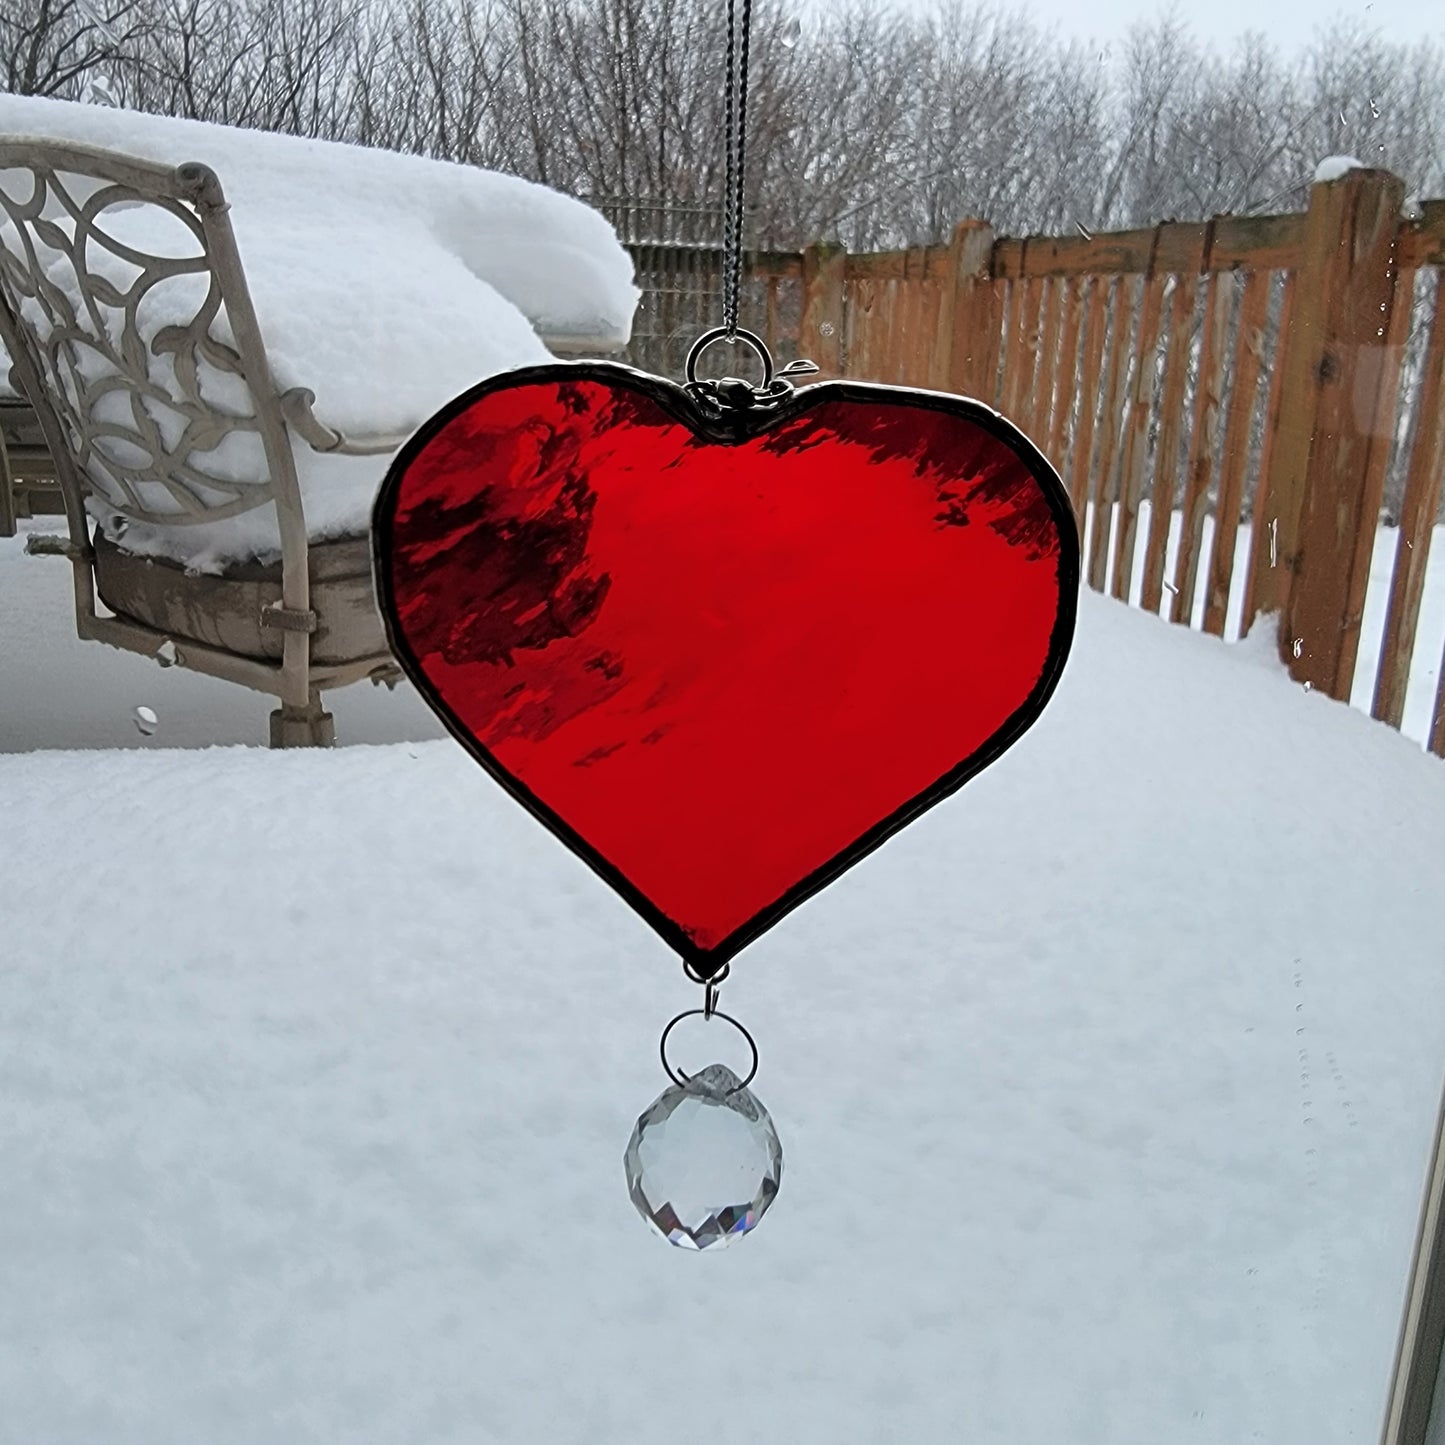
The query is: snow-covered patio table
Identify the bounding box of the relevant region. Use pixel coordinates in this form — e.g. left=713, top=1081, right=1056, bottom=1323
left=0, top=94, right=638, bottom=568
left=0, top=95, right=638, bottom=742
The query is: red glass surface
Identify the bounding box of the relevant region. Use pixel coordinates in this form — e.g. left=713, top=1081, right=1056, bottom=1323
left=376, top=372, right=1074, bottom=972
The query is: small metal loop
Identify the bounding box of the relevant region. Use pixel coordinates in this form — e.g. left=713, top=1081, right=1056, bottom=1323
left=683, top=958, right=730, bottom=989
left=684, top=326, right=774, bottom=392
left=659, top=1008, right=760, bottom=1093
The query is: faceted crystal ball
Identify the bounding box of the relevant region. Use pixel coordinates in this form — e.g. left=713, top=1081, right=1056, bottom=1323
left=624, top=1063, right=783, bottom=1250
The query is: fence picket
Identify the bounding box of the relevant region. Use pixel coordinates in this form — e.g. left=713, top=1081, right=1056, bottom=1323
left=1113, top=271, right=1167, bottom=602
left=1032, top=278, right=1064, bottom=442
left=1046, top=278, right=1086, bottom=471
left=1142, top=274, right=1198, bottom=614
left=1090, top=278, right=1136, bottom=592
left=1204, top=268, right=1271, bottom=636
left=849, top=277, right=877, bottom=378
left=1003, top=277, right=1043, bottom=421
left=1241, top=273, right=1297, bottom=634
left=879, top=278, right=902, bottom=383
left=1376, top=276, right=1445, bottom=728
left=992, top=280, right=1016, bottom=407
left=1068, top=280, right=1111, bottom=524
left=903, top=249, right=932, bottom=385
left=1172, top=272, right=1234, bottom=625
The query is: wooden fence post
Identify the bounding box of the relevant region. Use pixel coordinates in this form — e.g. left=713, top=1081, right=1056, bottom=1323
left=799, top=242, right=846, bottom=376
left=1270, top=167, right=1405, bottom=698
left=944, top=219, right=999, bottom=399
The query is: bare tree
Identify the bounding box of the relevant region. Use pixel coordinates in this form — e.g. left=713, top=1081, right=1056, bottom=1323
left=5, top=0, right=1445, bottom=246
left=2, top=0, right=151, bottom=97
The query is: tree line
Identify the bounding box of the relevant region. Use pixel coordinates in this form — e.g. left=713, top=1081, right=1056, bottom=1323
left=4, top=0, right=1444, bottom=248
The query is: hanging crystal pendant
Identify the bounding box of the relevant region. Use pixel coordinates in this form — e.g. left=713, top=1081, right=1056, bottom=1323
left=624, top=1062, right=783, bottom=1250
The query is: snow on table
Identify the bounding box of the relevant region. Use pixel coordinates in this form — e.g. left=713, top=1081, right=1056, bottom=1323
left=0, top=95, right=638, bottom=425
left=0, top=96, right=639, bottom=567
left=2, top=589, right=1443, bottom=1444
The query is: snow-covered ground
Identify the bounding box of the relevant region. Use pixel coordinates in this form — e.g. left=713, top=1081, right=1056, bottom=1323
left=3, top=517, right=1445, bottom=1442
left=1088, top=501, right=1445, bottom=747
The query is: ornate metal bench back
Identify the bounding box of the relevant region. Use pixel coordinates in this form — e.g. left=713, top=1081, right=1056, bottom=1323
left=0, top=140, right=302, bottom=536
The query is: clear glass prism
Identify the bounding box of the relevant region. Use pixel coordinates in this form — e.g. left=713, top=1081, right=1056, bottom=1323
left=624, top=1063, right=783, bottom=1250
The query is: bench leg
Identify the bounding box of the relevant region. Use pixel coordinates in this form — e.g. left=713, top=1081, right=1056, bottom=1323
left=0, top=438, right=17, bottom=539
left=268, top=692, right=335, bottom=748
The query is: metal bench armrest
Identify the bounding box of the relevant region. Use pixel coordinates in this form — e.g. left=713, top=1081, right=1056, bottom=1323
left=278, top=388, right=410, bottom=457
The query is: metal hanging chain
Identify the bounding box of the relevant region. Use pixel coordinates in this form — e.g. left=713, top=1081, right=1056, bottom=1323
left=684, top=0, right=816, bottom=411
left=721, top=0, right=754, bottom=339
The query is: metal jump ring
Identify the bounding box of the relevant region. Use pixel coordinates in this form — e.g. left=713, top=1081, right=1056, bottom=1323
left=682, top=959, right=730, bottom=988
left=659, top=1008, right=760, bottom=1093
left=684, top=326, right=774, bottom=391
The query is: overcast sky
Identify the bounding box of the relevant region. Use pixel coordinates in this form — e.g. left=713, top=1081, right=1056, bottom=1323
left=811, top=0, right=1444, bottom=53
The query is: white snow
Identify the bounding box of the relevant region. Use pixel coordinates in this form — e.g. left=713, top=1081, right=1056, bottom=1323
left=0, top=95, right=639, bottom=567
left=0, top=94, right=638, bottom=397
left=2, top=518, right=1445, bottom=1443
left=1314, top=154, right=1367, bottom=183
left=1086, top=501, right=1445, bottom=747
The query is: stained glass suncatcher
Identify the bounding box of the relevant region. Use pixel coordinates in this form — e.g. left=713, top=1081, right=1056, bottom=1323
left=373, top=365, right=1079, bottom=977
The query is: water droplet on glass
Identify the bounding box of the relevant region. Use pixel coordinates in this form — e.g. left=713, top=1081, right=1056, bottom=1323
left=132, top=705, right=158, bottom=736
left=819, top=321, right=835, bottom=336
left=155, top=639, right=179, bottom=667
left=624, top=1063, right=783, bottom=1250
left=1370, top=98, right=1380, bottom=118
left=1163, top=580, right=1179, bottom=595
left=1292, top=638, right=1303, bottom=658
left=1303, top=681, right=1313, bottom=693
left=780, top=16, right=801, bottom=48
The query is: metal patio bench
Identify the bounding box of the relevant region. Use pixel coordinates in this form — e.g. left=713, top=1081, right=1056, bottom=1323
left=0, top=137, right=617, bottom=746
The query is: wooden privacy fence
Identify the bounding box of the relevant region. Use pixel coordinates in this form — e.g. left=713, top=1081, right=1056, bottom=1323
left=616, top=171, right=1445, bottom=756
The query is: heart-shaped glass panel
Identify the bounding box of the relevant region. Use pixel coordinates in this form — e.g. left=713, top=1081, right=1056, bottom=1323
left=373, top=367, right=1078, bottom=976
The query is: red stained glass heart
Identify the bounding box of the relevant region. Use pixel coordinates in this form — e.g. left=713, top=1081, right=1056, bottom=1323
left=373, top=366, right=1078, bottom=977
